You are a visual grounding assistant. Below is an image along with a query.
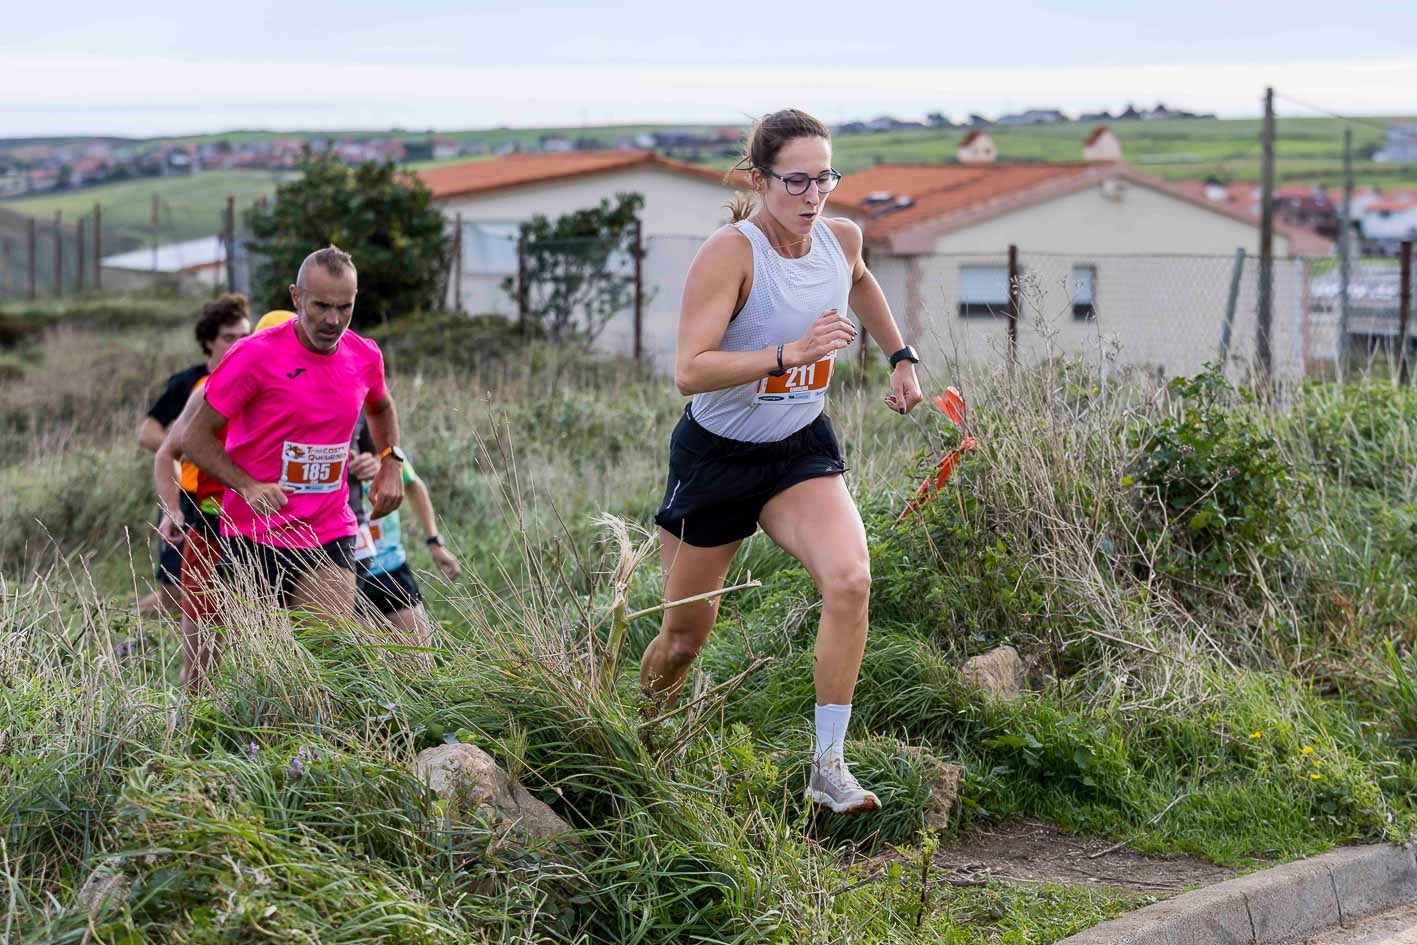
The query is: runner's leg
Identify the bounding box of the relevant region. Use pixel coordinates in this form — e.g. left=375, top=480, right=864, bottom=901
left=289, top=564, right=358, bottom=622
left=758, top=475, right=870, bottom=707
left=639, top=530, right=741, bottom=705
left=387, top=606, right=432, bottom=648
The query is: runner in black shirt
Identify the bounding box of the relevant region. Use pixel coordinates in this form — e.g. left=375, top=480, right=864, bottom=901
left=136, top=294, right=251, bottom=619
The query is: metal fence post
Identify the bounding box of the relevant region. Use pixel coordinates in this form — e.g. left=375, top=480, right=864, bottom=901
left=224, top=196, right=237, bottom=293
left=453, top=212, right=463, bottom=313
left=1007, top=244, right=1020, bottom=372
left=53, top=210, right=63, bottom=297
left=93, top=204, right=102, bottom=291
left=76, top=213, right=85, bottom=293
left=632, top=219, right=644, bottom=362
left=516, top=235, right=529, bottom=335
left=1218, top=248, right=1246, bottom=363
left=27, top=216, right=36, bottom=300
left=1400, top=239, right=1414, bottom=387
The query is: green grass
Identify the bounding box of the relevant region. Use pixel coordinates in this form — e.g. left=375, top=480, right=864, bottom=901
left=6, top=303, right=1417, bottom=941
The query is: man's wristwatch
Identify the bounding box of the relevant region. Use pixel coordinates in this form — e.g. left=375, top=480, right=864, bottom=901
left=426, top=534, right=444, bottom=548
left=379, top=446, right=406, bottom=464
left=889, top=345, right=921, bottom=369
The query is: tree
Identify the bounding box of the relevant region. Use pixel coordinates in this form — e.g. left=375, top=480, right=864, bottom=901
left=245, top=153, right=449, bottom=326
left=505, top=193, right=644, bottom=342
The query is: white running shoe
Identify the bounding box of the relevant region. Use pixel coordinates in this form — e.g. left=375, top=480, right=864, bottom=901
left=805, top=754, right=881, bottom=815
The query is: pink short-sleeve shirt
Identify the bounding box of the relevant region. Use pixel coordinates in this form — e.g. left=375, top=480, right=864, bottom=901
left=203, top=319, right=387, bottom=548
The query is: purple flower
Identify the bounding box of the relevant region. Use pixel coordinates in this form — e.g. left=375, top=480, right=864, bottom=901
left=245, top=742, right=259, bottom=762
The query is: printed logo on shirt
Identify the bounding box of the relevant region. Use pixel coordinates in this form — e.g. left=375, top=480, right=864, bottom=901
left=278, top=441, right=347, bottom=494
left=754, top=352, right=835, bottom=405
left=286, top=368, right=307, bottom=379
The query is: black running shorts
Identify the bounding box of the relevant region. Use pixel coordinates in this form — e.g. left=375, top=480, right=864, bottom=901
left=219, top=534, right=358, bottom=606
left=654, top=406, right=846, bottom=548
left=358, top=563, right=423, bottom=616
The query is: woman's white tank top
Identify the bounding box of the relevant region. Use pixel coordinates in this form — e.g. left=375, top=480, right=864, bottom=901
left=689, top=217, right=853, bottom=443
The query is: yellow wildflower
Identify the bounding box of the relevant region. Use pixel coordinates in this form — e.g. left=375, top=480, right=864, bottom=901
left=1310, top=773, right=1323, bottom=781
left=1301, top=746, right=1314, bottom=755
left=1250, top=730, right=1264, bottom=739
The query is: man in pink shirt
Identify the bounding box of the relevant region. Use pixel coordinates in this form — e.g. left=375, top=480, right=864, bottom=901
left=182, top=245, right=405, bottom=617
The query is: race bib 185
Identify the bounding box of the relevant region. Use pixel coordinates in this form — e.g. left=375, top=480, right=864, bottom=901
left=754, top=353, right=834, bottom=404
left=278, top=441, right=347, bottom=494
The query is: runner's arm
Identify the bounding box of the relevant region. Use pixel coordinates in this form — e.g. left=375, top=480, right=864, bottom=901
left=829, top=218, right=922, bottom=414
left=180, top=396, right=258, bottom=494
left=829, top=218, right=907, bottom=356
left=676, top=228, right=856, bottom=395
left=137, top=417, right=166, bottom=453
left=404, top=474, right=462, bottom=579
left=152, top=387, right=209, bottom=535
left=364, top=393, right=404, bottom=519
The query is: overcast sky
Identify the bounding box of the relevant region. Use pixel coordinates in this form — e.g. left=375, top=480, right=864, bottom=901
left=4, top=0, right=1414, bottom=137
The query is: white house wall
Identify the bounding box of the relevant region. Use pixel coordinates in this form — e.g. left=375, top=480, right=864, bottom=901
left=440, top=166, right=739, bottom=365
left=882, top=182, right=1314, bottom=380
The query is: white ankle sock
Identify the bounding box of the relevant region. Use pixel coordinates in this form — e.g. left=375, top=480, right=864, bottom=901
left=814, top=703, right=852, bottom=763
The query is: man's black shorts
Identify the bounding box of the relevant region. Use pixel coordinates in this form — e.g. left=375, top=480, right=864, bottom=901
left=653, top=406, right=846, bottom=548
left=358, top=563, right=423, bottom=616
left=219, top=534, right=358, bottom=606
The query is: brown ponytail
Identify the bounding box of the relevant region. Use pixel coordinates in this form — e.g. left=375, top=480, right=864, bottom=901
left=724, top=108, right=831, bottom=223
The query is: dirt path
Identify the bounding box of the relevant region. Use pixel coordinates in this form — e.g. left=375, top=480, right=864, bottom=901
left=854, top=819, right=1238, bottom=896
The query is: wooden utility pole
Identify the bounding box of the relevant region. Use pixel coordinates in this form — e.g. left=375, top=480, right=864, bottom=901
left=1257, top=86, right=1276, bottom=377
left=1338, top=128, right=1354, bottom=370
left=516, top=235, right=529, bottom=335
left=53, top=210, right=63, bottom=297
left=1400, top=240, right=1414, bottom=387
left=93, top=204, right=102, bottom=291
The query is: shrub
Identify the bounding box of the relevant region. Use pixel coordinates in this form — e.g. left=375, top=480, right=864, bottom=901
left=1131, top=365, right=1301, bottom=581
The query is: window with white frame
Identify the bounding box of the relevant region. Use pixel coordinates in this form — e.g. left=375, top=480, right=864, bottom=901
left=1071, top=264, right=1097, bottom=320
left=958, top=265, right=1010, bottom=318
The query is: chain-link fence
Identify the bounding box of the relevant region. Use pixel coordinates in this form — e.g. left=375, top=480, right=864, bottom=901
left=0, top=192, right=251, bottom=300
left=879, top=248, right=1417, bottom=381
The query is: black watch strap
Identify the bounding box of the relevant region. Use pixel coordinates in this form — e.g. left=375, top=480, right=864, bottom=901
left=426, top=534, right=444, bottom=548
left=768, top=343, right=786, bottom=377
left=889, top=345, right=920, bottom=368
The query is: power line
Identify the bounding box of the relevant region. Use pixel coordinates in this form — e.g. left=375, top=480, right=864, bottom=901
left=1273, top=92, right=1416, bottom=141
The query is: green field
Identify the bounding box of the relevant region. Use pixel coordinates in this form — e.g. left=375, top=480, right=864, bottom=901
left=827, top=116, right=1417, bottom=185
left=0, top=169, right=295, bottom=251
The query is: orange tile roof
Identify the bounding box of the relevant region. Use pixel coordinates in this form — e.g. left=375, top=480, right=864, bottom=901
left=1084, top=125, right=1111, bottom=146
left=829, top=162, right=1099, bottom=239
left=417, top=149, right=736, bottom=200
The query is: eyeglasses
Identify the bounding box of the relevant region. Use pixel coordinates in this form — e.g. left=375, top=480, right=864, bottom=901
left=755, top=166, right=842, bottom=196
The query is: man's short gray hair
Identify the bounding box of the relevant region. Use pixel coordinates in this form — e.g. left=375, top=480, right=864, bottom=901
left=296, top=245, right=356, bottom=290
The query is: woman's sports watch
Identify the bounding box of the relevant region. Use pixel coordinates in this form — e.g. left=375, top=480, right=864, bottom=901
left=379, top=446, right=406, bottom=464
left=889, top=345, right=921, bottom=369
left=426, top=534, right=445, bottom=548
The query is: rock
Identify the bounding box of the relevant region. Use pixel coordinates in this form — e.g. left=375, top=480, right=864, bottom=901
left=960, top=645, right=1025, bottom=701
left=899, top=745, right=965, bottom=833
left=925, top=762, right=965, bottom=832
left=77, top=862, right=130, bottom=917
left=413, top=743, right=574, bottom=842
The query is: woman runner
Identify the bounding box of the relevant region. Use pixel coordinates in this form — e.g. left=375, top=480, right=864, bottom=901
left=640, top=108, right=924, bottom=815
